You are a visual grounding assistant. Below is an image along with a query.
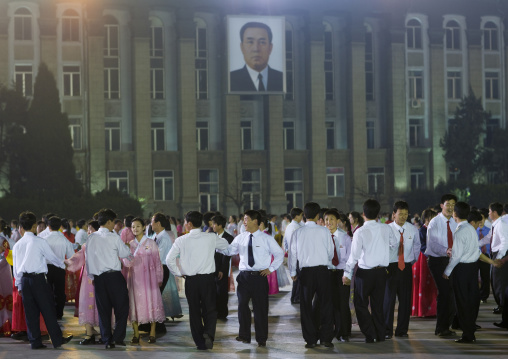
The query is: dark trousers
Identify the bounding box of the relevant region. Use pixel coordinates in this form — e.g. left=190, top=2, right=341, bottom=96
left=354, top=267, right=387, bottom=342
left=291, top=262, right=301, bottom=303
left=160, top=264, right=170, bottom=294
left=383, top=262, right=412, bottom=336
left=330, top=269, right=352, bottom=338
left=185, top=273, right=217, bottom=348
left=478, top=259, right=491, bottom=301
left=94, top=271, right=129, bottom=345
left=492, top=253, right=508, bottom=307
left=46, top=264, right=66, bottom=319
left=428, top=256, right=456, bottom=334
left=299, top=266, right=333, bottom=344
left=452, top=262, right=480, bottom=341
left=21, top=273, right=63, bottom=348
left=236, top=271, right=269, bottom=343
left=215, top=273, right=229, bottom=318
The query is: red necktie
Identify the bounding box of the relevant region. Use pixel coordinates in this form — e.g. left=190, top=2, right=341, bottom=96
left=398, top=230, right=405, bottom=271
left=446, top=220, right=453, bottom=249
left=331, top=234, right=339, bottom=266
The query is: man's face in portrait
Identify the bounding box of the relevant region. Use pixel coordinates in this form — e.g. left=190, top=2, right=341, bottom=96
left=240, top=26, right=273, bottom=72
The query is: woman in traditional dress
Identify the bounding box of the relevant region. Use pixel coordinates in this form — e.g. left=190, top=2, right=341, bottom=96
left=348, top=211, right=364, bottom=234
left=0, top=225, right=13, bottom=337
left=259, top=218, right=279, bottom=295
left=124, top=218, right=165, bottom=344
left=62, top=218, right=79, bottom=301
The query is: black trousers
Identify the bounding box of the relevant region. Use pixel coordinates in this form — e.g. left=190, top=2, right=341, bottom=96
left=236, top=271, right=269, bottom=343
left=185, top=273, right=217, bottom=348
left=354, top=267, right=387, bottom=342
left=215, top=273, right=229, bottom=318
left=491, top=252, right=508, bottom=307
left=428, top=256, right=456, bottom=334
left=478, top=259, right=491, bottom=301
left=330, top=269, right=352, bottom=338
left=46, top=264, right=66, bottom=319
left=291, top=262, right=301, bottom=303
left=21, top=273, right=63, bottom=348
left=452, top=262, right=480, bottom=341
left=160, top=264, right=170, bottom=294
left=94, top=271, right=129, bottom=345
left=383, top=262, right=412, bottom=336
left=299, top=266, right=333, bottom=344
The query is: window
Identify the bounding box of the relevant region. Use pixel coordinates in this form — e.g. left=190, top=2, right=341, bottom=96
left=366, top=121, right=375, bottom=149
left=326, top=121, right=335, bottom=149
left=108, top=171, right=128, bottom=194
left=62, top=9, right=80, bottom=42
left=241, top=121, right=252, bottom=150
left=283, top=121, right=295, bottom=150
left=485, top=72, right=499, bottom=99
left=14, top=65, right=33, bottom=97
left=445, top=20, right=461, bottom=50
left=285, top=28, right=294, bottom=101
left=14, top=8, right=32, bottom=41
left=199, top=169, right=219, bottom=213
left=484, top=22, right=498, bottom=51
left=63, top=66, right=81, bottom=97
left=151, top=122, right=165, bottom=151
left=285, top=168, right=303, bottom=213
left=154, top=170, right=174, bottom=201
left=196, top=121, right=209, bottom=151
left=409, top=70, right=423, bottom=99
left=324, top=23, right=334, bottom=100
left=104, top=18, right=119, bottom=57
left=104, top=17, right=120, bottom=99
left=242, top=169, right=261, bottom=210
left=486, top=118, right=500, bottom=147
left=195, top=19, right=208, bottom=100
left=105, top=122, right=120, bottom=151
left=406, top=19, right=422, bottom=49
left=327, top=167, right=345, bottom=197
left=409, top=118, right=423, bottom=147
left=410, top=168, right=426, bottom=190
left=150, top=18, right=164, bottom=99
left=69, top=118, right=82, bottom=150
left=447, top=71, right=462, bottom=99
left=368, top=167, right=384, bottom=195
left=365, top=26, right=374, bottom=101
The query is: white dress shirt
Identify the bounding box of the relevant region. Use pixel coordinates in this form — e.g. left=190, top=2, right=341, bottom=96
left=289, top=221, right=333, bottom=276
left=425, top=212, right=458, bottom=257
left=344, top=220, right=398, bottom=279
left=283, top=220, right=302, bottom=253
left=75, top=228, right=88, bottom=246
left=220, top=229, right=284, bottom=272
left=490, top=217, right=508, bottom=259
left=330, top=228, right=352, bottom=270
left=246, top=64, right=269, bottom=91
left=155, top=230, right=173, bottom=266
left=13, top=232, right=65, bottom=291
left=444, top=221, right=481, bottom=276
left=166, top=228, right=229, bottom=277
left=85, top=228, right=132, bottom=278
left=38, top=227, right=50, bottom=239
left=44, top=230, right=75, bottom=262
left=388, top=222, right=420, bottom=264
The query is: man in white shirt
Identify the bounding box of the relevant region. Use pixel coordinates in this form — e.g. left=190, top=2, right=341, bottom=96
left=44, top=216, right=75, bottom=320
left=167, top=211, right=229, bottom=350
left=488, top=202, right=508, bottom=314
left=152, top=213, right=173, bottom=294
left=425, top=193, right=458, bottom=337
left=342, top=199, right=397, bottom=343
left=443, top=202, right=497, bottom=343
left=219, top=210, right=284, bottom=347
left=12, top=211, right=72, bottom=349
left=86, top=208, right=132, bottom=349
left=289, top=202, right=334, bottom=348
left=284, top=207, right=304, bottom=304
left=74, top=219, right=88, bottom=246
left=37, top=212, right=55, bottom=239
left=383, top=201, right=420, bottom=339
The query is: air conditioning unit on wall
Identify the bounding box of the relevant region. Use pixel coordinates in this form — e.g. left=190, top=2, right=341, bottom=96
left=411, top=99, right=421, bottom=108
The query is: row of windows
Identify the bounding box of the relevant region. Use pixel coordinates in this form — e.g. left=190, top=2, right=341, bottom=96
left=13, top=8, right=80, bottom=42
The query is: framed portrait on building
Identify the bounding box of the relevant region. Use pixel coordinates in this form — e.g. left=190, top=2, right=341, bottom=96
left=227, top=15, right=286, bottom=95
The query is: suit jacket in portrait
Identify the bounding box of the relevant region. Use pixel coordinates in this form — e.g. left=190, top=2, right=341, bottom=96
left=214, top=231, right=235, bottom=275
left=229, top=65, right=283, bottom=92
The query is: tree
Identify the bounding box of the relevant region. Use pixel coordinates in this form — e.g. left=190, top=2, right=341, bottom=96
left=479, top=127, right=508, bottom=184
left=440, top=90, right=489, bottom=184
left=13, top=62, right=82, bottom=198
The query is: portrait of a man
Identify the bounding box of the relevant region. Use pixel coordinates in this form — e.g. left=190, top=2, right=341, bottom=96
left=229, top=20, right=284, bottom=93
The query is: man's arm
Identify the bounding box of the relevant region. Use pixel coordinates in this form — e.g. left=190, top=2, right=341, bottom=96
left=344, top=232, right=362, bottom=280
left=443, top=236, right=464, bottom=277
left=496, top=223, right=508, bottom=259
left=218, top=237, right=240, bottom=256
left=116, top=237, right=133, bottom=260
left=412, top=227, right=421, bottom=264
left=166, top=240, right=182, bottom=277
left=288, top=230, right=298, bottom=277
left=268, top=237, right=284, bottom=273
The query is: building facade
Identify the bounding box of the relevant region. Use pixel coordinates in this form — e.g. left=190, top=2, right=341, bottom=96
left=0, top=0, right=506, bottom=216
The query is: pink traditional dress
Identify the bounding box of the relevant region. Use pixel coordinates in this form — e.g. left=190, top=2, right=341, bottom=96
left=65, top=244, right=100, bottom=326
left=63, top=230, right=79, bottom=301
left=0, top=245, right=13, bottom=336
left=264, top=230, right=279, bottom=295
left=124, top=237, right=165, bottom=324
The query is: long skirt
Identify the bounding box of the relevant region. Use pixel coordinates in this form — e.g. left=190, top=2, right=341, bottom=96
left=412, top=252, right=437, bottom=317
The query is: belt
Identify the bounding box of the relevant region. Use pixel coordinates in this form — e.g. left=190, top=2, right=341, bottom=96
left=98, top=270, right=119, bottom=276
left=186, top=273, right=214, bottom=278
left=241, top=270, right=261, bottom=275
left=23, top=272, right=46, bottom=278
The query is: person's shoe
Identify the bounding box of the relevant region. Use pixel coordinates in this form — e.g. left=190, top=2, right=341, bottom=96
left=217, top=316, right=228, bottom=321
left=305, top=343, right=317, bottom=348
left=148, top=336, right=156, bottom=344
left=451, top=323, right=460, bottom=330
left=79, top=335, right=96, bottom=345
left=493, top=322, right=508, bottom=329
left=481, top=299, right=488, bottom=304
left=338, top=336, right=349, bottom=342
left=395, top=333, right=409, bottom=338
left=475, top=324, right=482, bottom=330
left=365, top=338, right=376, bottom=343
left=236, top=336, right=251, bottom=344
left=322, top=341, right=334, bottom=348
left=171, top=314, right=184, bottom=321
left=455, top=337, right=476, bottom=344
left=97, top=338, right=105, bottom=344
left=130, top=336, right=140, bottom=344
left=197, top=345, right=207, bottom=350
left=203, top=334, right=212, bottom=349
left=438, top=330, right=456, bottom=337
left=105, top=342, right=116, bottom=349
left=493, top=307, right=503, bottom=314
left=62, top=335, right=73, bottom=344
left=32, top=344, right=47, bottom=349
left=385, top=335, right=392, bottom=339
left=258, top=342, right=266, bottom=347
left=291, top=300, right=300, bottom=304
left=115, top=341, right=126, bottom=346
left=11, top=331, right=27, bottom=340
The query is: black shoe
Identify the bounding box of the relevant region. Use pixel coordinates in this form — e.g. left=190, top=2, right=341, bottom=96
left=32, top=344, right=47, bottom=349
left=105, top=343, right=116, bottom=349
left=130, top=336, right=140, bottom=344
left=197, top=346, right=207, bottom=350
left=115, top=341, right=126, bottom=346
left=395, top=333, right=409, bottom=338
left=475, top=324, right=482, bottom=330
left=11, top=331, right=28, bottom=340
left=236, top=336, right=251, bottom=344
left=217, top=316, right=228, bottom=321
left=493, top=322, right=508, bottom=329
left=97, top=338, right=105, bottom=344
left=438, top=330, right=456, bottom=337
left=481, top=299, right=488, bottom=304
left=305, top=343, right=317, bottom=348
left=338, top=336, right=349, bottom=342
left=451, top=323, right=460, bottom=330
left=493, top=307, right=503, bottom=314
left=385, top=335, right=392, bottom=339
left=455, top=337, right=476, bottom=344
left=322, top=341, right=334, bottom=348
left=62, top=335, right=73, bottom=344
left=79, top=335, right=96, bottom=345
left=203, top=334, right=213, bottom=349
left=171, top=314, right=184, bottom=321
left=258, top=342, right=266, bottom=347
left=291, top=300, right=300, bottom=304
left=365, top=338, right=376, bottom=343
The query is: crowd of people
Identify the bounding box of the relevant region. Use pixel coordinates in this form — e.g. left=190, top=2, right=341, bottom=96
left=0, top=194, right=507, bottom=349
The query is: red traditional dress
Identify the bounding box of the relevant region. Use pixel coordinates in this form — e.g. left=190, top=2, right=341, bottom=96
left=0, top=245, right=13, bottom=336
left=63, top=231, right=79, bottom=301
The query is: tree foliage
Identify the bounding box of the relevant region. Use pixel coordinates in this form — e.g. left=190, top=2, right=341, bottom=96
left=479, top=127, right=508, bottom=184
